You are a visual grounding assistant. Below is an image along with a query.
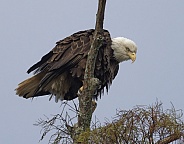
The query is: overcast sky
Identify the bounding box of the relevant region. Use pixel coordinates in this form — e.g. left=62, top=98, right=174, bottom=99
left=1, top=1, right=184, bottom=143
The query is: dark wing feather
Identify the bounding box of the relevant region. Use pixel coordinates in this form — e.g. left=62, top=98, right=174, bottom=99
left=27, top=29, right=95, bottom=92
left=38, top=54, right=84, bottom=90
left=27, top=51, right=53, bottom=74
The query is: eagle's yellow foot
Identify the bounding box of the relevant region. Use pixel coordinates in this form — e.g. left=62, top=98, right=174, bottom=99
left=77, top=86, right=83, bottom=95
left=79, top=86, right=83, bottom=93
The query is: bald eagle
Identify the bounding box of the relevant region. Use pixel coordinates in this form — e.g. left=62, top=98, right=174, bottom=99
left=16, top=29, right=137, bottom=102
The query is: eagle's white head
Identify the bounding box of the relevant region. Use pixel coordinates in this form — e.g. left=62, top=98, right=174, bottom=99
left=111, top=37, right=137, bottom=63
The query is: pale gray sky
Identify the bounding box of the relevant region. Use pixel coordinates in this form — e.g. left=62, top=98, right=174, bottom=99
left=1, top=1, right=184, bottom=143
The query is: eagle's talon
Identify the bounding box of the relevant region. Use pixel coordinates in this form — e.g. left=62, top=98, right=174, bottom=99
left=77, top=86, right=83, bottom=95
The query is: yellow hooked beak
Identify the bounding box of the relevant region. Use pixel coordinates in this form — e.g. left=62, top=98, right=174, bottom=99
left=127, top=52, right=136, bottom=63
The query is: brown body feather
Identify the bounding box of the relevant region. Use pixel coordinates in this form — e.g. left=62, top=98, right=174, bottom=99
left=16, top=29, right=119, bottom=101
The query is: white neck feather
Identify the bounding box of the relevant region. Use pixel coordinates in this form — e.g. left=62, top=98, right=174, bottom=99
left=111, top=37, right=131, bottom=62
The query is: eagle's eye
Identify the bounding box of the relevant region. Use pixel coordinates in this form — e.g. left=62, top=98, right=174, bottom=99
left=125, top=47, right=130, bottom=51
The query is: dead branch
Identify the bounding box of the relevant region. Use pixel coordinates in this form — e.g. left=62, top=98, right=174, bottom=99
left=77, top=0, right=106, bottom=134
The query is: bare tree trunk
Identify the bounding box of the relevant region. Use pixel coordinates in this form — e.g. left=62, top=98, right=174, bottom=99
left=77, top=0, right=107, bottom=137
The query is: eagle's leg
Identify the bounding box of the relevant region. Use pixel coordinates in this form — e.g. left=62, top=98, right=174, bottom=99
left=79, top=86, right=84, bottom=94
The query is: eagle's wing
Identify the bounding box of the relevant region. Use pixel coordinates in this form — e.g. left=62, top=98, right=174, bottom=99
left=27, top=29, right=95, bottom=91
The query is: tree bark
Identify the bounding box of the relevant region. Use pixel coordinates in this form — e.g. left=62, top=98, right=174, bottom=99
left=77, top=0, right=107, bottom=137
